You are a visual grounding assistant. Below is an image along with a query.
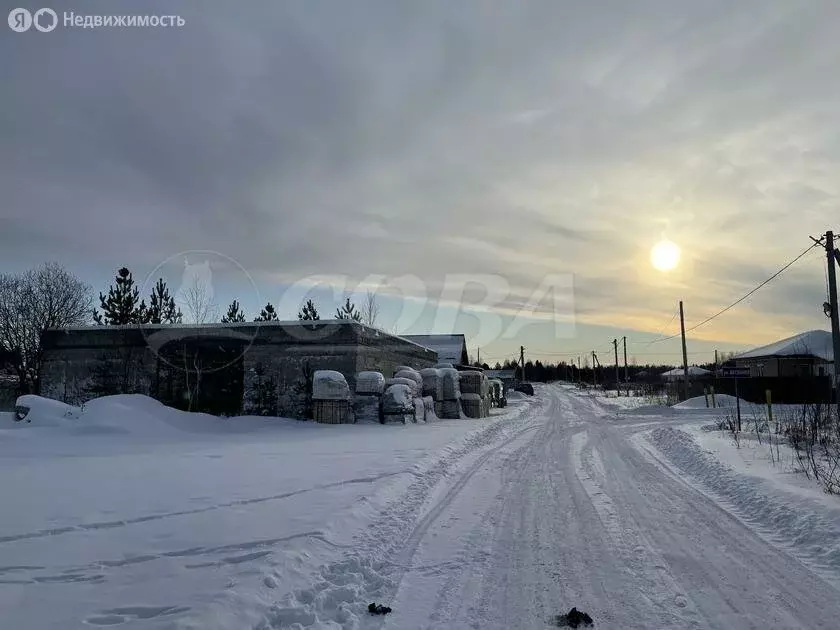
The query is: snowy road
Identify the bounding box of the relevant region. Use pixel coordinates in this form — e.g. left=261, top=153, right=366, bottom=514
left=3, top=387, right=840, bottom=629
left=376, top=385, right=840, bottom=629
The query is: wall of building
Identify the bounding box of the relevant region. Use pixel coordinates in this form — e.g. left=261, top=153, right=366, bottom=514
left=40, top=321, right=437, bottom=419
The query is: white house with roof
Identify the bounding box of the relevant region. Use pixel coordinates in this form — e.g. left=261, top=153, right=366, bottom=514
left=734, top=330, right=834, bottom=377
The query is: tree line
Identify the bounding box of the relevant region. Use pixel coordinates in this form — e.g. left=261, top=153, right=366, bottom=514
left=0, top=263, right=381, bottom=393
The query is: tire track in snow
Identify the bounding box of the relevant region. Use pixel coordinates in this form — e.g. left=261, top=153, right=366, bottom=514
left=0, top=471, right=409, bottom=545
left=255, top=394, right=550, bottom=629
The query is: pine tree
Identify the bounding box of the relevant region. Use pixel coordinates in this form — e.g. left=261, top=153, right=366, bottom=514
left=145, top=278, right=182, bottom=324
left=221, top=299, right=246, bottom=323
left=335, top=297, right=361, bottom=321
left=254, top=302, right=279, bottom=322
left=298, top=299, right=320, bottom=321
left=93, top=267, right=146, bottom=325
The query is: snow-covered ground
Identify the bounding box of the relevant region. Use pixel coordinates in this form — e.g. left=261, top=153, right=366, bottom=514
left=3, top=386, right=840, bottom=629
left=0, top=393, right=543, bottom=629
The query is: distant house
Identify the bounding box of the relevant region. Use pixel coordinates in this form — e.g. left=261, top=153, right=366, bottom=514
left=660, top=366, right=712, bottom=381
left=734, top=330, right=834, bottom=377
left=401, top=334, right=469, bottom=365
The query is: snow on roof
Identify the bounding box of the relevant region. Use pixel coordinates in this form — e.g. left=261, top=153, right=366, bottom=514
left=660, top=366, right=711, bottom=379
left=735, top=330, right=833, bottom=362
left=401, top=334, right=467, bottom=364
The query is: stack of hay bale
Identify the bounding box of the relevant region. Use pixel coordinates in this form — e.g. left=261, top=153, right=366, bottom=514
left=354, top=371, right=385, bottom=424
left=394, top=367, right=425, bottom=423
left=458, top=370, right=487, bottom=418
left=438, top=367, right=461, bottom=419
left=313, top=370, right=353, bottom=424
left=381, top=382, right=415, bottom=424
left=420, top=368, right=443, bottom=420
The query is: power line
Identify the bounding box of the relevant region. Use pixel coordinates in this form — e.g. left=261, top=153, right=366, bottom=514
left=648, top=242, right=820, bottom=344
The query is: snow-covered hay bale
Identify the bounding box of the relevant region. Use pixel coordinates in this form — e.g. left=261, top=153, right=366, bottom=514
left=480, top=374, right=490, bottom=398
left=382, top=384, right=413, bottom=413
left=382, top=383, right=414, bottom=424
left=355, top=371, right=385, bottom=396
left=395, top=368, right=423, bottom=391
left=460, top=393, right=485, bottom=418
left=313, top=399, right=353, bottom=424
left=423, top=396, right=436, bottom=421
left=420, top=368, right=443, bottom=400
left=385, top=377, right=420, bottom=397
left=435, top=362, right=454, bottom=369
left=439, top=368, right=461, bottom=400
left=393, top=365, right=415, bottom=375
left=353, top=395, right=382, bottom=424
left=434, top=400, right=444, bottom=418
left=313, top=370, right=351, bottom=401
left=458, top=371, right=483, bottom=395
left=439, top=399, right=461, bottom=419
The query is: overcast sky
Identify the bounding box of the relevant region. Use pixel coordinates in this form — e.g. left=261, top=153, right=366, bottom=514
left=2, top=0, right=839, bottom=365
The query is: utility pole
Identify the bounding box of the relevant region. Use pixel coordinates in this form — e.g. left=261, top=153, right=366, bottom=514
left=520, top=345, right=526, bottom=382
left=592, top=351, right=597, bottom=387
left=623, top=336, right=629, bottom=396
left=679, top=300, right=689, bottom=402
left=477, top=347, right=480, bottom=365
left=613, top=338, right=620, bottom=396
left=825, top=231, right=840, bottom=417
left=577, top=356, right=581, bottom=384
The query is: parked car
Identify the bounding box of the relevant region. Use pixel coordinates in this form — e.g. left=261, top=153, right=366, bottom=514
left=515, top=382, right=535, bottom=396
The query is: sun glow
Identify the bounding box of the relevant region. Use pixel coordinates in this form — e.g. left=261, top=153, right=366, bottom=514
left=650, top=240, right=681, bottom=271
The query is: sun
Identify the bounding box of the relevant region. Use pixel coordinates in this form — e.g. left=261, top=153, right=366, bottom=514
left=650, top=240, right=681, bottom=271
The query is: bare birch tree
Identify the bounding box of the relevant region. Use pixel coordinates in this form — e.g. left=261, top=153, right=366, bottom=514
left=361, top=290, right=380, bottom=327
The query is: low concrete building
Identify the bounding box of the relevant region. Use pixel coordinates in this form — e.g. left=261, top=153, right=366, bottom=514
left=40, top=321, right=436, bottom=418
left=734, top=330, right=833, bottom=377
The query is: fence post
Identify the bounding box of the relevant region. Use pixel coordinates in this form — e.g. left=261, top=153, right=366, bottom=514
left=766, top=389, right=773, bottom=432
left=703, top=387, right=709, bottom=408
left=710, top=385, right=716, bottom=408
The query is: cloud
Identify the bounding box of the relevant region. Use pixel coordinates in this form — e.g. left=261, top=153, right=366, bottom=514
left=2, top=0, right=840, bottom=354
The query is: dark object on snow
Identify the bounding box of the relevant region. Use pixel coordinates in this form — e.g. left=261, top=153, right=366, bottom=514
left=515, top=382, right=535, bottom=396
left=14, top=405, right=30, bottom=422
left=368, top=602, right=392, bottom=615
left=554, top=607, right=593, bottom=628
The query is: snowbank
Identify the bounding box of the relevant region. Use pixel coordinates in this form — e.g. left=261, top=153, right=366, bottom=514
left=645, top=427, right=840, bottom=577
left=673, top=393, right=744, bottom=410
left=13, top=394, right=82, bottom=425
left=0, top=388, right=544, bottom=630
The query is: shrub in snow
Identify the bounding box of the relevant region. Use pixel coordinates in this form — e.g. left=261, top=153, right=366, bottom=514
left=312, top=370, right=351, bottom=401
left=355, top=371, right=385, bottom=395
